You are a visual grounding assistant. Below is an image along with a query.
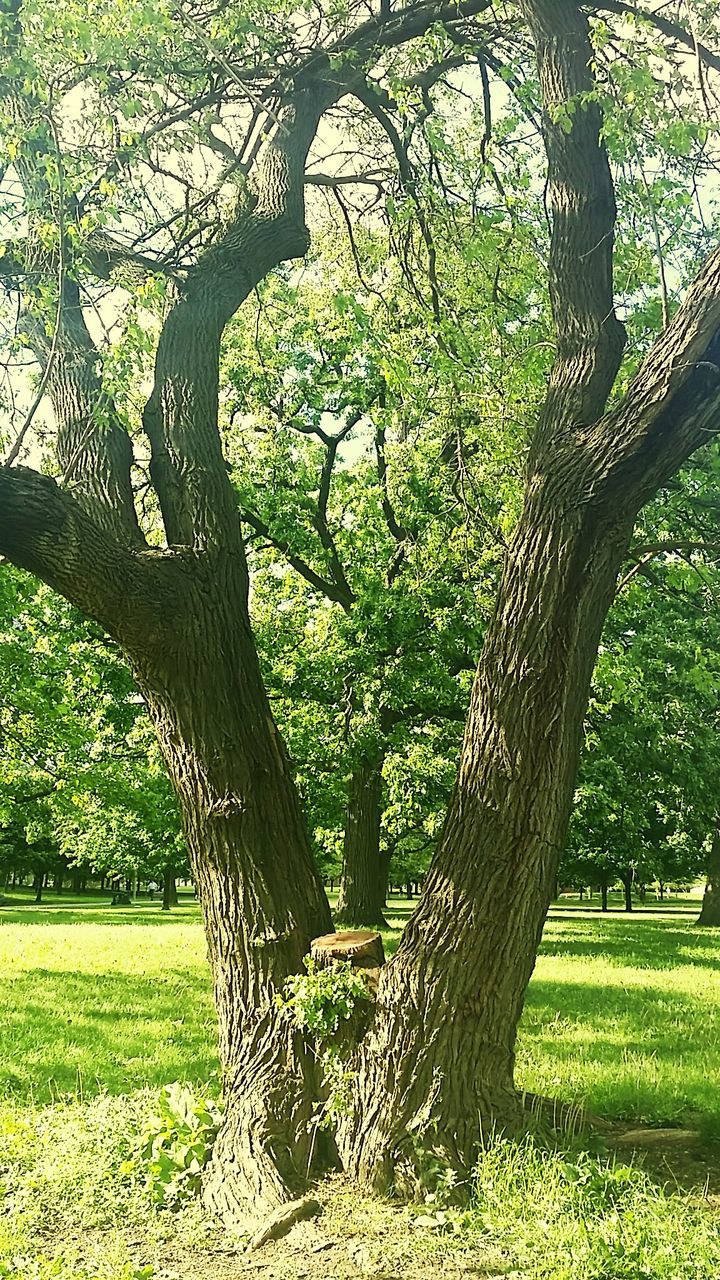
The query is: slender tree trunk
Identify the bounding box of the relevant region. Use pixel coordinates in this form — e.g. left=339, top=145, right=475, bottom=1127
left=621, top=870, right=634, bottom=913
left=336, top=755, right=387, bottom=928
left=600, top=880, right=608, bottom=913
left=342, top=494, right=635, bottom=1193
left=130, top=563, right=333, bottom=1218
left=33, top=871, right=43, bottom=904
left=698, top=830, right=720, bottom=925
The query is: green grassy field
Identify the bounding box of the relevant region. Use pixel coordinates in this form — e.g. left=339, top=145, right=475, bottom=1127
left=1, top=894, right=719, bottom=1279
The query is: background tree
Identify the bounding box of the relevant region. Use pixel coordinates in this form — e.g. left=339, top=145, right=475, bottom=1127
left=0, top=567, right=186, bottom=897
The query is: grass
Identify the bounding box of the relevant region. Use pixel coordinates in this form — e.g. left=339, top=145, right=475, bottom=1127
left=1, top=893, right=719, bottom=1278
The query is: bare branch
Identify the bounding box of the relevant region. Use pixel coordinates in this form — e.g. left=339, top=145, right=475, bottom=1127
left=593, top=1, right=720, bottom=77
left=241, top=505, right=353, bottom=608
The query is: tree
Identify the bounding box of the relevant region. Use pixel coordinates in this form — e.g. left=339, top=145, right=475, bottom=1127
left=2, top=0, right=720, bottom=1217
left=562, top=530, right=720, bottom=909
left=229, top=244, right=499, bottom=924
left=336, top=2, right=720, bottom=1192
left=0, top=566, right=187, bottom=895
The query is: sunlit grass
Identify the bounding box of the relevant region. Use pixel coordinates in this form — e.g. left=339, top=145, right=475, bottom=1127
left=0, top=893, right=717, bottom=1132
left=0, top=904, right=217, bottom=1101
left=1, top=895, right=719, bottom=1279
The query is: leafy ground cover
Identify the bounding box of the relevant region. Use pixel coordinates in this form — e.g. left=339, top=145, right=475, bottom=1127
left=1, top=896, right=719, bottom=1278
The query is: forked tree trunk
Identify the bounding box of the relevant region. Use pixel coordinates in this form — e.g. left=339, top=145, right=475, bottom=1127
left=341, top=496, right=635, bottom=1192
left=336, top=755, right=388, bottom=928
left=130, top=563, right=333, bottom=1219
left=697, top=830, right=720, bottom=925
left=3, top=0, right=720, bottom=1226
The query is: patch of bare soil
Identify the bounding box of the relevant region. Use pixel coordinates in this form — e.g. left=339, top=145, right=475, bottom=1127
left=607, top=1127, right=720, bottom=1197
left=81, top=1135, right=720, bottom=1280
left=137, top=1176, right=515, bottom=1280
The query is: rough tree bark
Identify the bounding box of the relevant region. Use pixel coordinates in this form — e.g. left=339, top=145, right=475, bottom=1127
left=697, top=829, right=720, bottom=925
left=135, top=572, right=334, bottom=1217
left=339, top=0, right=720, bottom=1193
left=336, top=754, right=388, bottom=928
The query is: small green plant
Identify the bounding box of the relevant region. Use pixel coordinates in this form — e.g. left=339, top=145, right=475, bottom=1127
left=124, top=1083, right=222, bottom=1208
left=278, top=956, right=370, bottom=1038
left=315, top=1046, right=356, bottom=1128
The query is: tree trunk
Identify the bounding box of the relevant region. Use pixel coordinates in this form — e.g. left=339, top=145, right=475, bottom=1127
left=600, top=880, right=608, bottom=913
left=336, top=755, right=387, bottom=928
left=621, top=871, right=634, bottom=913
left=698, top=830, right=720, bottom=925
left=341, top=490, right=635, bottom=1193
left=33, top=871, right=43, bottom=904
left=162, top=867, right=177, bottom=911
left=130, top=563, right=333, bottom=1219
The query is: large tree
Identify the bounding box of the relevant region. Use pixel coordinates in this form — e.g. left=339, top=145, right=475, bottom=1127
left=1, top=0, right=720, bottom=1218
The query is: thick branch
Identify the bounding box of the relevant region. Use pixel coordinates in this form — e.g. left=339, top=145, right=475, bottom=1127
left=593, top=2, right=720, bottom=77
left=521, top=0, right=626, bottom=443
left=325, top=0, right=496, bottom=62
left=587, top=246, right=720, bottom=505
left=142, top=81, right=334, bottom=551
left=2, top=45, right=143, bottom=547
left=0, top=466, right=169, bottom=651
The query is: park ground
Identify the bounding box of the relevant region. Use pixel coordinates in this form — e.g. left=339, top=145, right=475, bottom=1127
left=1, top=893, right=720, bottom=1279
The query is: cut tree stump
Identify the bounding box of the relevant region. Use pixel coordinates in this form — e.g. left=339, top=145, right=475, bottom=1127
left=310, top=930, right=385, bottom=996
left=311, top=929, right=385, bottom=968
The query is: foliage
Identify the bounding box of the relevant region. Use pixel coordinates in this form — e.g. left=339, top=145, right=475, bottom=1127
left=279, top=955, right=370, bottom=1038
left=126, top=1082, right=222, bottom=1209
left=0, top=568, right=186, bottom=890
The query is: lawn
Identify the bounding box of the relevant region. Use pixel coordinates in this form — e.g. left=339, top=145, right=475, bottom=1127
left=0, top=893, right=715, bottom=1128
left=1, top=894, right=719, bottom=1279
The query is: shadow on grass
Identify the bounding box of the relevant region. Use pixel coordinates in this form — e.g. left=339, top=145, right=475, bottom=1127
left=0, top=966, right=217, bottom=1103
left=521, top=972, right=720, bottom=1134
left=0, top=901, right=202, bottom=927
left=540, top=916, right=720, bottom=970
